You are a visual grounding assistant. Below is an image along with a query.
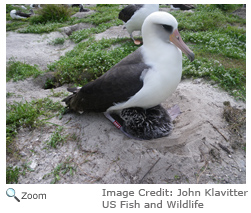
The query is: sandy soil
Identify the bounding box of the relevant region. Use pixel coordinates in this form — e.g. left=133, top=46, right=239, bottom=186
left=6, top=31, right=76, bottom=70
left=6, top=10, right=246, bottom=184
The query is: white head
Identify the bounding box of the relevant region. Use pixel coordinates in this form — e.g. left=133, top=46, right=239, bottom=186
left=142, top=11, right=194, bottom=61
left=10, top=10, right=17, bottom=19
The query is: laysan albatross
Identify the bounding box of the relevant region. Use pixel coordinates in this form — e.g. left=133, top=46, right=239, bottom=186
left=63, top=11, right=195, bottom=139
left=10, top=9, right=34, bottom=19
left=118, top=4, right=159, bottom=45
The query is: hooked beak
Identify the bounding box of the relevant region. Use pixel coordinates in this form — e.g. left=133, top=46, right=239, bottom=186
left=170, top=29, right=195, bottom=62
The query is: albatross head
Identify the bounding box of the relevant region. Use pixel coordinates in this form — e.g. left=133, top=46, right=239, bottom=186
left=142, top=11, right=195, bottom=62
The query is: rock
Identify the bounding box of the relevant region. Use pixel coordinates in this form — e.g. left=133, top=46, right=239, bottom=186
left=61, top=23, right=94, bottom=36
left=33, top=72, right=58, bottom=89
left=29, top=161, right=37, bottom=170
left=71, top=10, right=95, bottom=18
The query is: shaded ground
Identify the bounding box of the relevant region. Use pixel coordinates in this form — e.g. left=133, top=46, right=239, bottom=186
left=6, top=7, right=246, bottom=184
left=232, top=7, right=246, bottom=19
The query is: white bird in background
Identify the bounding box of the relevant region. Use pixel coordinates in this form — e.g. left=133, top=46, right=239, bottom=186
left=10, top=9, right=34, bottom=19
left=118, top=4, right=159, bottom=45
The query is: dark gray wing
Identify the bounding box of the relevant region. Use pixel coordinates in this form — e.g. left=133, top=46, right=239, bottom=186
left=63, top=47, right=151, bottom=112
left=172, top=4, right=195, bottom=10
left=16, top=10, right=32, bottom=17
left=118, top=4, right=144, bottom=23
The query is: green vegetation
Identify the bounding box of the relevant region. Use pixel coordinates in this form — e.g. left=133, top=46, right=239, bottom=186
left=6, top=92, right=15, bottom=98
left=30, top=4, right=71, bottom=24
left=182, top=56, right=245, bottom=100
left=6, top=162, right=39, bottom=183
left=182, top=30, right=245, bottom=59
left=16, top=4, right=71, bottom=34
left=7, top=20, right=29, bottom=31
left=6, top=166, right=20, bottom=183
left=69, top=5, right=122, bottom=43
left=49, top=89, right=68, bottom=97
left=18, top=22, right=65, bottom=34
left=45, top=127, right=68, bottom=148
left=43, top=157, right=76, bottom=184
left=6, top=58, right=43, bottom=81
left=48, top=37, right=138, bottom=85
left=171, top=5, right=245, bottom=32
left=6, top=98, right=65, bottom=154
left=48, top=37, right=65, bottom=45
left=214, top=4, right=242, bottom=12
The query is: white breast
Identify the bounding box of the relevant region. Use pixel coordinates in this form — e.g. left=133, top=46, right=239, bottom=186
left=108, top=44, right=182, bottom=112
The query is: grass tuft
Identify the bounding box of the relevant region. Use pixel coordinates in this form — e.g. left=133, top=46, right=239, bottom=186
left=46, top=127, right=68, bottom=149
left=6, top=98, right=65, bottom=155
left=6, top=58, right=43, bottom=81
left=6, top=166, right=20, bottom=183
left=182, top=56, right=245, bottom=100
left=29, top=4, right=71, bottom=24
left=43, top=157, right=76, bottom=184
left=48, top=37, right=65, bottom=45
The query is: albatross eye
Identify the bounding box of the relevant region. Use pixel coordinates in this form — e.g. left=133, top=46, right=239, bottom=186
left=162, top=24, right=173, bottom=33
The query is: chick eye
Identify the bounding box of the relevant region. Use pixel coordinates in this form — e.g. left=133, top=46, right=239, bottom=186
left=162, top=24, right=173, bottom=33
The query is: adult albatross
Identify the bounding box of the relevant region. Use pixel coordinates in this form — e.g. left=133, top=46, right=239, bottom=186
left=118, top=4, right=159, bottom=45
left=10, top=9, right=34, bottom=19
left=63, top=11, right=195, bottom=139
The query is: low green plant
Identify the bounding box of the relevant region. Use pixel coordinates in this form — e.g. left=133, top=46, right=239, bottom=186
left=43, top=157, right=76, bottom=184
left=69, top=21, right=121, bottom=43
left=182, top=56, right=246, bottom=100
left=6, top=92, right=15, bottom=98
left=6, top=20, right=29, bottom=31
left=69, top=5, right=122, bottom=43
left=6, top=98, right=65, bottom=154
left=214, top=4, right=243, bottom=12
left=48, top=37, right=65, bottom=45
left=49, top=89, right=68, bottom=97
left=6, top=166, right=20, bottom=183
left=48, top=37, right=138, bottom=85
left=21, top=161, right=35, bottom=174
left=171, top=4, right=245, bottom=32
left=18, top=22, right=64, bottom=34
left=81, top=4, right=121, bottom=25
left=16, top=4, right=72, bottom=33
left=7, top=101, right=43, bottom=146
left=6, top=4, right=15, bottom=13
left=6, top=58, right=43, bottom=81
left=46, top=126, right=68, bottom=149
left=29, top=4, right=71, bottom=24
left=182, top=30, right=245, bottom=59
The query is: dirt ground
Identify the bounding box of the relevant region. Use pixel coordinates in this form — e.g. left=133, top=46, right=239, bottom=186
left=6, top=7, right=246, bottom=184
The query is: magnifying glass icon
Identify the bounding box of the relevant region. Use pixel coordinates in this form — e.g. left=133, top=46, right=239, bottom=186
left=6, top=188, right=20, bottom=202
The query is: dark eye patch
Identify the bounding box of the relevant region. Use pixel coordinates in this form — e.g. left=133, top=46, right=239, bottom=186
left=162, top=24, right=173, bottom=33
